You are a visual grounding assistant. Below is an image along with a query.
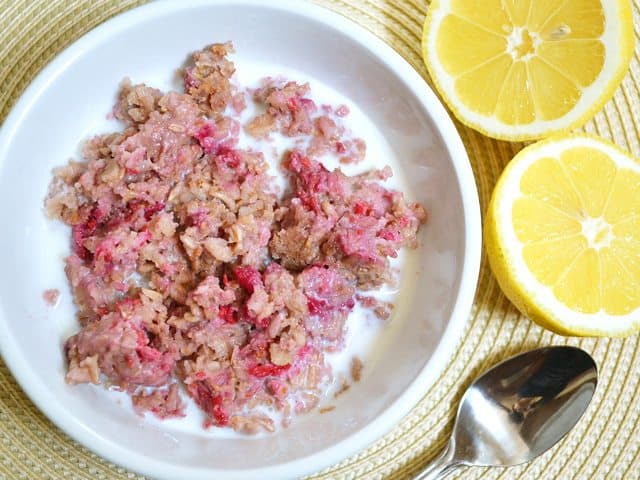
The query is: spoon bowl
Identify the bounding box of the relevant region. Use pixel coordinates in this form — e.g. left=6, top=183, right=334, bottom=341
left=416, top=346, right=597, bottom=479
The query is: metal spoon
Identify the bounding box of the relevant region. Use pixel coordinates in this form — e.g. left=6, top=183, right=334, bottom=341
left=415, top=346, right=597, bottom=479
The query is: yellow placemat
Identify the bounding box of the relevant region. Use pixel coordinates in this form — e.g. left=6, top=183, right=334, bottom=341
left=1, top=1, right=640, bottom=479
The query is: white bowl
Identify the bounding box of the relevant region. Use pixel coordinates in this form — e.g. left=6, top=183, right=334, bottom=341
left=0, top=1, right=480, bottom=478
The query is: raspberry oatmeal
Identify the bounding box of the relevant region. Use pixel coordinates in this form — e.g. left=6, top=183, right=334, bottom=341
left=45, top=42, right=426, bottom=433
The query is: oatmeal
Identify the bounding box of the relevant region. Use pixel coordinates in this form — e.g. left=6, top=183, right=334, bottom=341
left=43, top=288, right=60, bottom=306
left=351, top=357, right=363, bottom=382
left=45, top=42, right=426, bottom=433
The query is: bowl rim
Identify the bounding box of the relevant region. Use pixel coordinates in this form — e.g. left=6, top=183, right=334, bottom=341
left=0, top=0, right=481, bottom=478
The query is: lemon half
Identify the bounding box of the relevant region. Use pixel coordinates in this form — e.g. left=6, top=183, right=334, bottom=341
left=422, top=0, right=633, bottom=141
left=486, top=135, right=640, bottom=337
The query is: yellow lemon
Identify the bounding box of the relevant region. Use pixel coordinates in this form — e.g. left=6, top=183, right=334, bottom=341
left=422, top=0, right=633, bottom=141
left=486, top=135, right=640, bottom=336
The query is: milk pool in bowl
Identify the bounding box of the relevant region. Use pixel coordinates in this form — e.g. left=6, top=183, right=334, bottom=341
left=47, top=59, right=420, bottom=438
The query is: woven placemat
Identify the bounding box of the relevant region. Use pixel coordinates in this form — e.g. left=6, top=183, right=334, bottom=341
left=1, top=1, right=639, bottom=479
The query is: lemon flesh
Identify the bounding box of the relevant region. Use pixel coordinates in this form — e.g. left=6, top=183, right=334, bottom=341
left=423, top=0, right=633, bottom=140
left=486, top=135, right=640, bottom=336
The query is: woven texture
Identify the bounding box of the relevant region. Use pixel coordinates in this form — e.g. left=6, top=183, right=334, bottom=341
left=1, top=0, right=639, bottom=479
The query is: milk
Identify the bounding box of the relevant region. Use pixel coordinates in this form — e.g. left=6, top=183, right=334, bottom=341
left=54, top=61, right=419, bottom=438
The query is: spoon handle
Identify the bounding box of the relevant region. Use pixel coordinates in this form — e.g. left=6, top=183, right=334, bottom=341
left=414, top=440, right=459, bottom=480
